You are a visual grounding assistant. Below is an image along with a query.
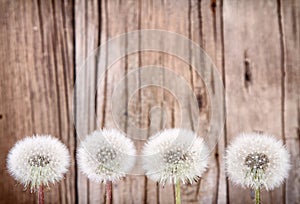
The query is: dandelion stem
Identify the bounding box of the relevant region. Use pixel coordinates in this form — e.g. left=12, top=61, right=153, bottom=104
left=106, top=180, right=112, bottom=204
left=38, top=185, right=44, bottom=204
left=255, top=187, right=260, bottom=204
left=175, top=180, right=181, bottom=204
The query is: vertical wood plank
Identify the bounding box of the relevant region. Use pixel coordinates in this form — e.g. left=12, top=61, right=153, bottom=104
left=162, top=1, right=197, bottom=203
left=223, top=0, right=285, bottom=203
left=75, top=0, right=104, bottom=203
left=281, top=0, right=300, bottom=203
left=0, top=0, right=75, bottom=203
left=139, top=3, right=170, bottom=202
left=190, top=0, right=227, bottom=203
left=106, top=0, right=144, bottom=203
left=0, top=1, right=35, bottom=203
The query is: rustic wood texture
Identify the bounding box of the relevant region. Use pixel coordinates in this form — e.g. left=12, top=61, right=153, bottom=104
left=0, top=0, right=75, bottom=204
left=282, top=0, right=300, bottom=203
left=224, top=0, right=285, bottom=203
left=0, top=0, right=299, bottom=204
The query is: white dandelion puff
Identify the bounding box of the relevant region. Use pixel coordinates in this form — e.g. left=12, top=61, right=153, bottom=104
left=77, top=129, right=136, bottom=183
left=7, top=135, right=70, bottom=191
left=225, top=132, right=291, bottom=191
left=142, top=128, right=209, bottom=185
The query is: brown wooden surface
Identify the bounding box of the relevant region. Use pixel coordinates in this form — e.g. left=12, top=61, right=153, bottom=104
left=0, top=0, right=299, bottom=203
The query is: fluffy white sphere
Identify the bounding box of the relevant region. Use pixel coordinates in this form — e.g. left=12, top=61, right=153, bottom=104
left=7, top=135, right=70, bottom=191
left=77, top=129, right=136, bottom=183
left=142, top=129, right=209, bottom=185
left=225, top=133, right=291, bottom=190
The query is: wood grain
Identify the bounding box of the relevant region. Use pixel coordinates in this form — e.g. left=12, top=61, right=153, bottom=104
left=224, top=0, right=287, bottom=203
left=0, top=0, right=75, bottom=203
left=281, top=0, right=300, bottom=203
left=0, top=0, right=299, bottom=203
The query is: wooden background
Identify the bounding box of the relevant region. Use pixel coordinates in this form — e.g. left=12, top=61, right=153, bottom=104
left=0, top=0, right=299, bottom=203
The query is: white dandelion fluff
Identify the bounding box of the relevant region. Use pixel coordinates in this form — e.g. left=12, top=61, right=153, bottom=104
left=7, top=135, right=70, bottom=191
left=142, top=128, right=209, bottom=185
left=225, top=132, right=291, bottom=190
left=77, top=129, right=136, bottom=183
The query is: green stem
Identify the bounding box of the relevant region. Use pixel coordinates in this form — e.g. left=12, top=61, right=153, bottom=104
left=175, top=180, right=181, bottom=204
left=255, top=187, right=260, bottom=204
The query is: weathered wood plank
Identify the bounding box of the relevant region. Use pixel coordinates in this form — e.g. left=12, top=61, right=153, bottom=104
left=74, top=0, right=104, bottom=203
left=0, top=0, right=75, bottom=203
left=139, top=3, right=167, bottom=204
left=0, top=1, right=35, bottom=203
left=155, top=1, right=194, bottom=203
left=281, top=0, right=300, bottom=203
left=1, top=0, right=299, bottom=203
left=189, top=0, right=227, bottom=203
left=106, top=1, right=144, bottom=203
left=223, top=0, right=285, bottom=203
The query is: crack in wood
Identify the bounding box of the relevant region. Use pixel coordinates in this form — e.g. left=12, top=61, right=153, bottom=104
left=219, top=0, right=229, bottom=203
left=244, top=51, right=252, bottom=89
left=72, top=0, right=79, bottom=202
left=277, top=13, right=287, bottom=204
left=291, top=2, right=298, bottom=42
left=36, top=0, right=45, bottom=53
left=197, top=0, right=203, bottom=47
left=297, top=100, right=300, bottom=142
left=50, top=1, right=66, bottom=203
left=211, top=0, right=216, bottom=13
left=101, top=0, right=109, bottom=129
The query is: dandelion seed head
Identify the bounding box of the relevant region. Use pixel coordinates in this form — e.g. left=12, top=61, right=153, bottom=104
left=225, top=133, right=291, bottom=190
left=7, top=135, right=70, bottom=191
left=77, top=129, right=136, bottom=183
left=143, top=129, right=209, bottom=185
left=245, top=152, right=269, bottom=171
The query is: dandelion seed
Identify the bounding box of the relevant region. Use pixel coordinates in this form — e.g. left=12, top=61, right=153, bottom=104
left=77, top=129, right=136, bottom=203
left=77, top=129, right=136, bottom=183
left=225, top=132, right=291, bottom=204
left=142, top=129, right=209, bottom=204
left=7, top=135, right=70, bottom=191
left=7, top=135, right=70, bottom=204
